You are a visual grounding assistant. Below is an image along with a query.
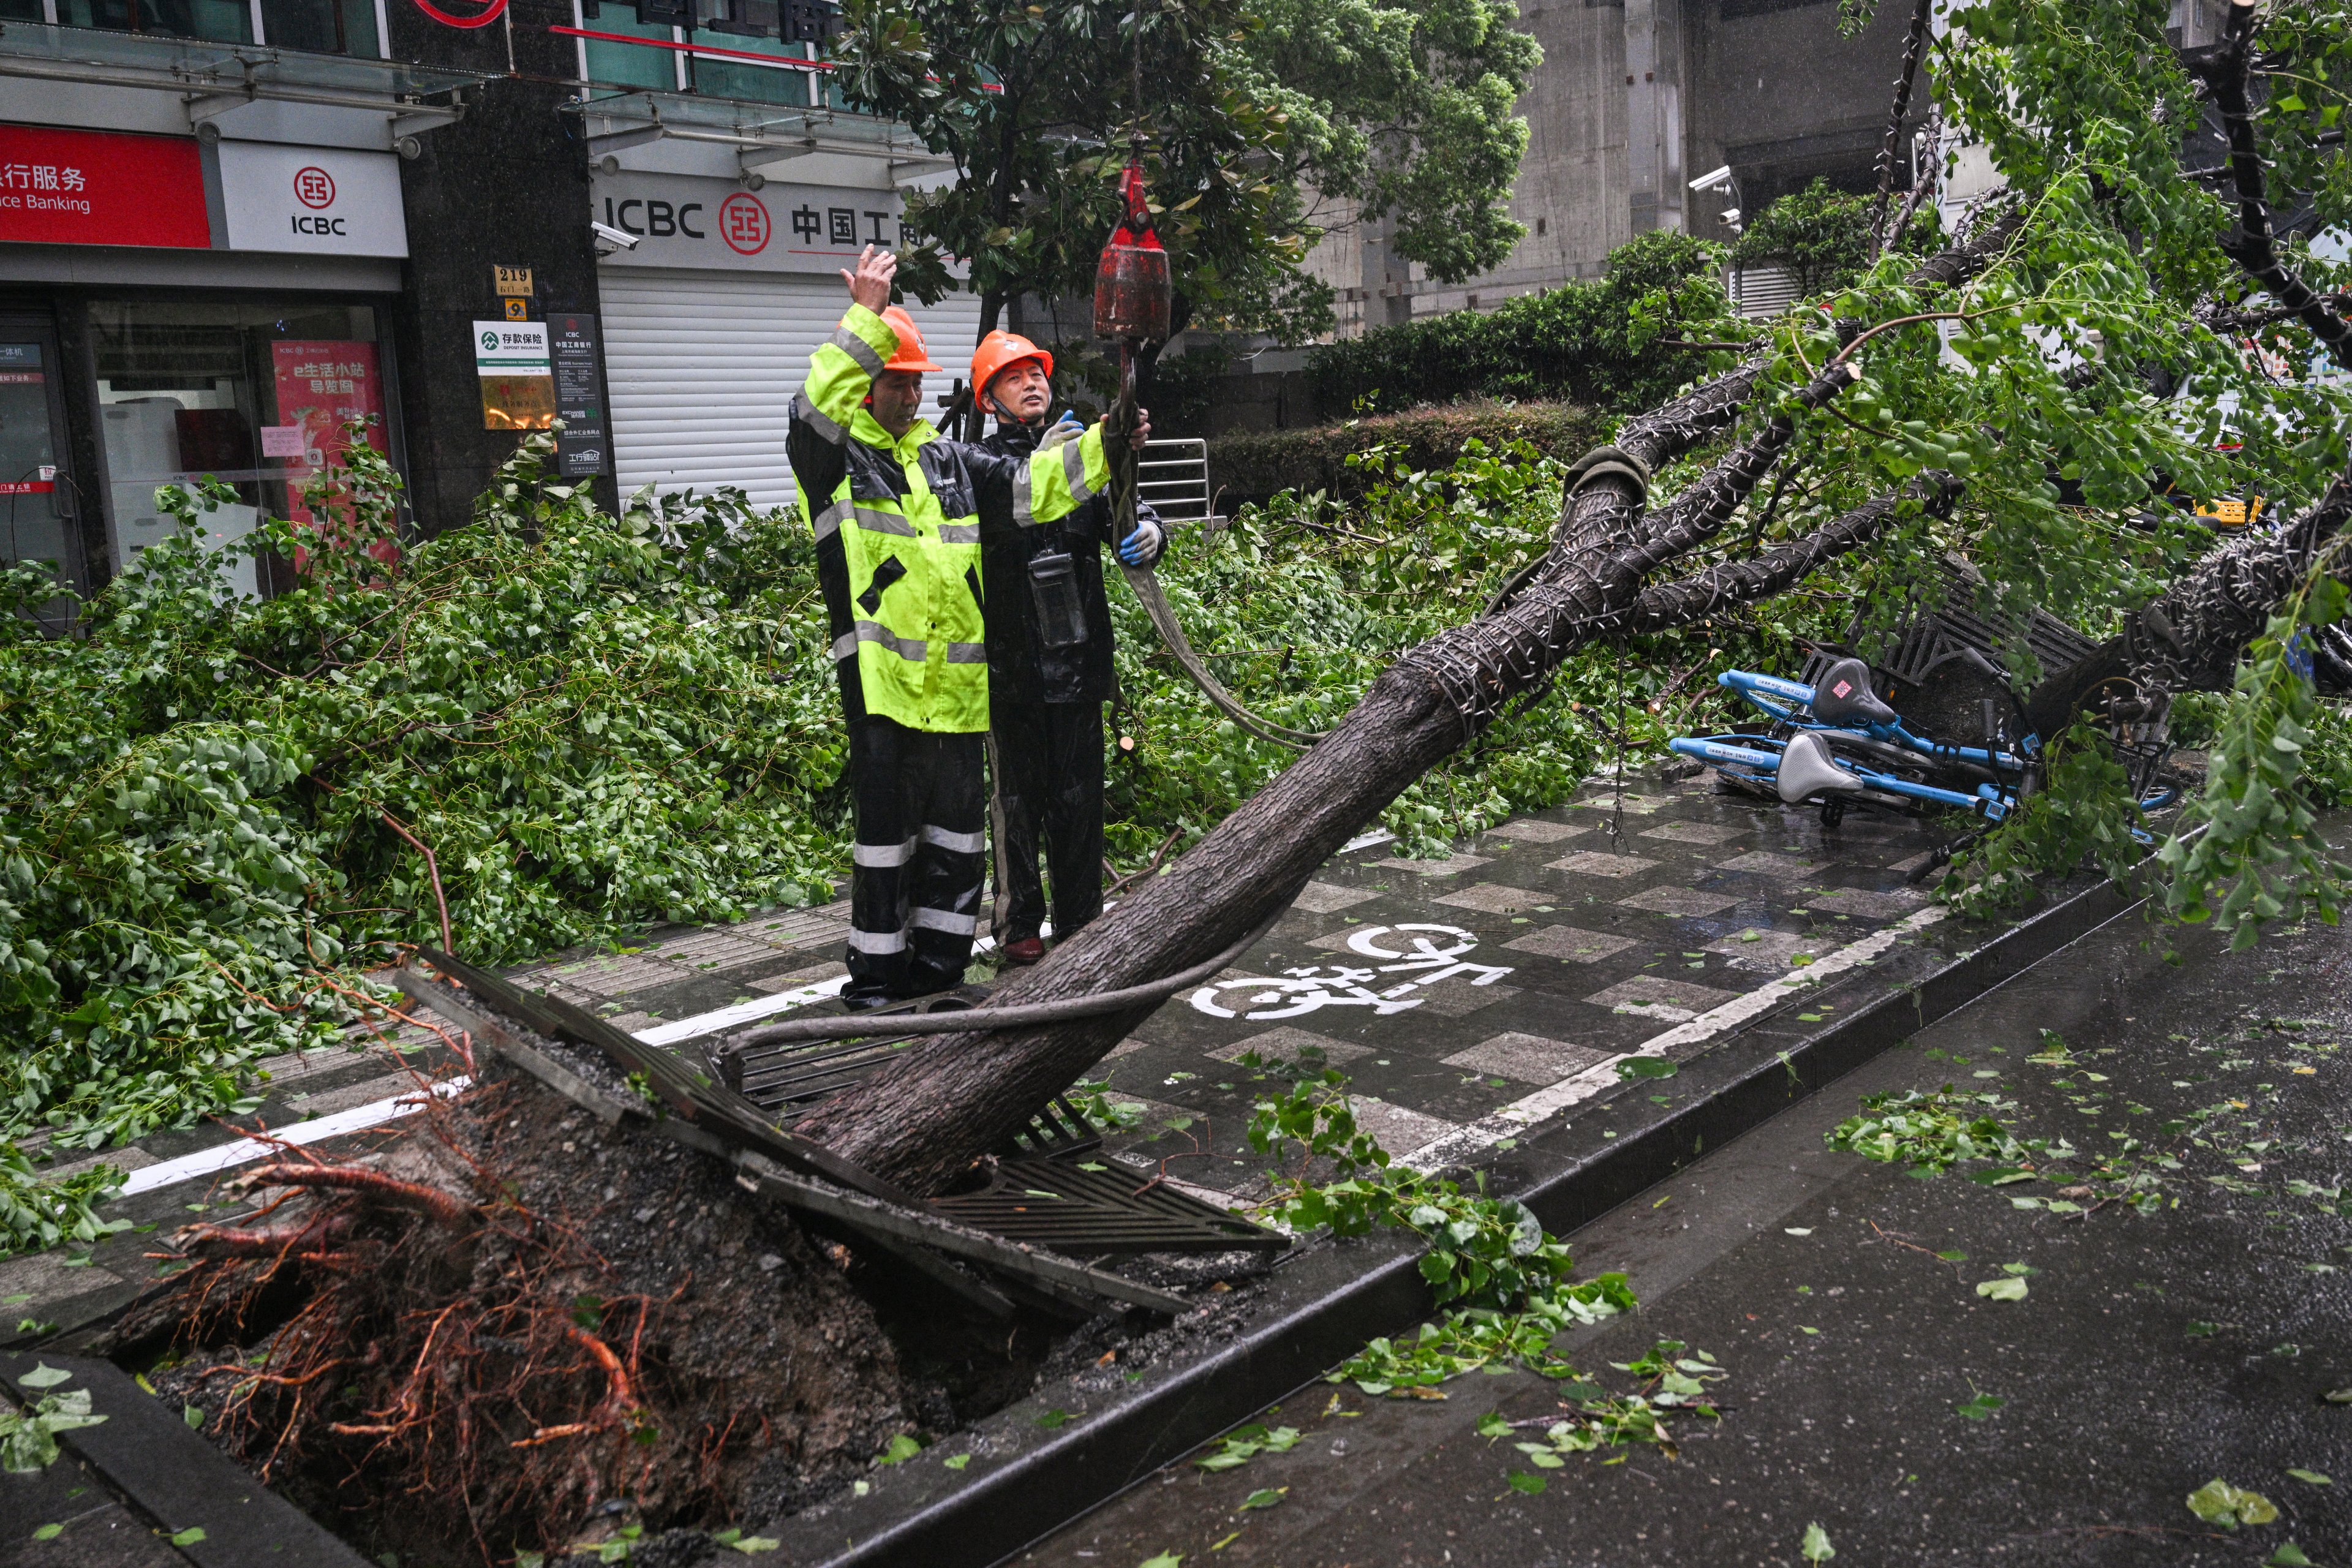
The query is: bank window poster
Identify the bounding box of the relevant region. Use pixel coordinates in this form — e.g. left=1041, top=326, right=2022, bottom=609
left=475, top=320, right=556, bottom=430
left=268, top=341, right=389, bottom=533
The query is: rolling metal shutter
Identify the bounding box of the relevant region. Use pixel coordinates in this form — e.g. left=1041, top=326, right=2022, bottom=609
left=1728, top=264, right=1801, bottom=320
left=598, top=268, right=984, bottom=511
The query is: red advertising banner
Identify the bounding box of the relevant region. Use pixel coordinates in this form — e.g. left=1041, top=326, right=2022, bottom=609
left=270, top=341, right=389, bottom=540
left=0, top=123, right=211, bottom=249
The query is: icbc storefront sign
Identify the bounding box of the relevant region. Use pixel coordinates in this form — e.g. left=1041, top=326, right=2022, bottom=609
left=0, top=124, right=210, bottom=249
left=591, top=169, right=910, bottom=274
left=216, top=142, right=409, bottom=257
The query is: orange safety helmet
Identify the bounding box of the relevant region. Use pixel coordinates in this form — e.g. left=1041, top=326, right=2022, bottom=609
left=970, top=329, right=1054, bottom=404
left=880, top=306, right=941, bottom=372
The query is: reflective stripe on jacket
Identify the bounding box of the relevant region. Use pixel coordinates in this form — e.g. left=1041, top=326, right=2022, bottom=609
left=788, top=304, right=1110, bottom=733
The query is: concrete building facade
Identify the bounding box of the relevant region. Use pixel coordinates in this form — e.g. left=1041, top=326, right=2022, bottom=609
left=1308, top=0, right=1928, bottom=336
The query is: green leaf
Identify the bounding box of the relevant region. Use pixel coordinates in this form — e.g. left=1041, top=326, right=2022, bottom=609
left=1954, top=1393, right=2005, bottom=1421
left=170, top=1528, right=207, bottom=1547
left=2285, top=1469, right=2330, bottom=1485
left=1035, top=1409, right=1072, bottom=1430
left=1506, top=1472, right=1547, bottom=1494
left=728, top=1537, right=781, bottom=1554
left=876, top=1433, right=921, bottom=1466
left=1238, top=1488, right=1285, bottom=1510
left=16, top=1365, right=71, bottom=1391
left=32, top=1525, right=62, bottom=1541
left=184, top=1404, right=204, bottom=1430
left=1975, top=1277, right=2028, bottom=1302
left=2267, top=1545, right=2313, bottom=1567
left=943, top=1454, right=970, bottom=1471
left=1801, top=1521, right=1835, bottom=1561
left=2186, top=1478, right=2278, bottom=1527
left=1616, top=1057, right=1677, bottom=1080
left=1138, top=1554, right=1185, bottom=1568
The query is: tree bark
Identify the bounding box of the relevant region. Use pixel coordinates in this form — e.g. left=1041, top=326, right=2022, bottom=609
left=1866, top=0, right=1936, bottom=261
left=2194, top=0, right=2352, bottom=358
left=791, top=219, right=2025, bottom=1194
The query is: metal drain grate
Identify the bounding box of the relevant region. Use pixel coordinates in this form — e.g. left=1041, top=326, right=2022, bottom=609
left=931, top=1157, right=1285, bottom=1255
left=722, top=1039, right=1108, bottom=1162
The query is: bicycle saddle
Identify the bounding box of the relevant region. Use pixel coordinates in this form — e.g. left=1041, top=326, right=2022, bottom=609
left=1809, top=657, right=1899, bottom=728
left=1777, top=730, right=1865, bottom=804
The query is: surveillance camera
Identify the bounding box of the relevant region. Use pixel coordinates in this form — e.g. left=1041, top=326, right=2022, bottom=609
left=1718, top=207, right=1742, bottom=227
left=592, top=220, right=641, bottom=254
left=1689, top=164, right=1735, bottom=194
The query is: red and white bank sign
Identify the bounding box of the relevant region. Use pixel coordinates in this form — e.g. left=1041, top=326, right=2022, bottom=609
left=0, top=123, right=210, bottom=249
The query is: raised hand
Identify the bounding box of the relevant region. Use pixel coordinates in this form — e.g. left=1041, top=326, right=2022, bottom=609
left=840, top=245, right=897, bottom=314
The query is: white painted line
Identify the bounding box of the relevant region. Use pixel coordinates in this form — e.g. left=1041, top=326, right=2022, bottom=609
left=117, top=1078, right=471, bottom=1197
left=633, top=977, right=848, bottom=1044
left=1398, top=907, right=1947, bottom=1172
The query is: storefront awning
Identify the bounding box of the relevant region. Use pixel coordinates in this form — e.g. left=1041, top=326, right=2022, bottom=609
left=571, top=91, right=955, bottom=182
left=0, top=23, right=490, bottom=137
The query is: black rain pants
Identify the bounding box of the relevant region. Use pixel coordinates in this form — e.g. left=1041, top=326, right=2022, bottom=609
left=845, top=715, right=987, bottom=1003
left=988, top=699, right=1106, bottom=946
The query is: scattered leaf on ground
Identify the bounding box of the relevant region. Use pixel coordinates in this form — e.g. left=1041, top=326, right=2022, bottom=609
left=2187, top=1479, right=2279, bottom=1527
left=1801, top=1521, right=1835, bottom=1561
left=1976, top=1277, right=2029, bottom=1302
left=2285, top=1468, right=2331, bottom=1485
left=943, top=1455, right=970, bottom=1471
left=1954, top=1392, right=2005, bottom=1421
left=1238, top=1488, right=1285, bottom=1510
left=170, top=1529, right=206, bottom=1547
left=1507, top=1472, right=1547, bottom=1495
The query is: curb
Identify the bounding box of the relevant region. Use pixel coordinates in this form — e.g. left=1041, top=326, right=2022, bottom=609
left=780, top=868, right=2149, bottom=1568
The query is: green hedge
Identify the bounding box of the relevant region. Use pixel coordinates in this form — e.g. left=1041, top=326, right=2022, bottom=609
left=1305, top=231, right=1733, bottom=417
left=1206, top=400, right=1606, bottom=503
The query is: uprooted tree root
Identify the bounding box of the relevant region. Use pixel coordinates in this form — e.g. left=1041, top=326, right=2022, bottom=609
left=105, top=1055, right=936, bottom=1565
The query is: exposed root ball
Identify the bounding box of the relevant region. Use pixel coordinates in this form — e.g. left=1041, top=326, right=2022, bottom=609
left=125, top=1055, right=923, bottom=1565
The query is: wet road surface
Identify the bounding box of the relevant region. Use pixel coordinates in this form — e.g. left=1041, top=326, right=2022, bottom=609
left=1020, top=905, right=2352, bottom=1567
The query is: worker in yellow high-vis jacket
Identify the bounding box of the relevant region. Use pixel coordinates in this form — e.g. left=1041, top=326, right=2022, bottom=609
left=788, top=246, right=1147, bottom=1009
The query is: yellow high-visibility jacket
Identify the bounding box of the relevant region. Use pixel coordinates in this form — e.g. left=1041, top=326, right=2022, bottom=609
left=786, top=304, right=1110, bottom=733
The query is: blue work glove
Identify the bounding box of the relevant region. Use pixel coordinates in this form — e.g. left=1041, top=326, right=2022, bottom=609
left=1117, top=517, right=1166, bottom=568
left=1038, top=410, right=1087, bottom=450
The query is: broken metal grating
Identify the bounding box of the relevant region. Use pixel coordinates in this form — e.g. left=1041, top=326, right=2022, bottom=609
left=1859, top=560, right=2100, bottom=688
left=724, top=1040, right=1108, bottom=1162
left=930, top=1157, right=1285, bottom=1255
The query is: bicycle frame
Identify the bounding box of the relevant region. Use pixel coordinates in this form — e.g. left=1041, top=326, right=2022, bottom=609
left=1716, top=669, right=2037, bottom=775
left=1668, top=734, right=2016, bottom=821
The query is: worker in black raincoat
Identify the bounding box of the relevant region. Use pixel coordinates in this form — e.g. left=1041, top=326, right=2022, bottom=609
left=970, top=329, right=1167, bottom=964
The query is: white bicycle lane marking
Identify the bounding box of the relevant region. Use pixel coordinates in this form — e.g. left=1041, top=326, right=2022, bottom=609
left=1189, top=924, right=1515, bottom=1021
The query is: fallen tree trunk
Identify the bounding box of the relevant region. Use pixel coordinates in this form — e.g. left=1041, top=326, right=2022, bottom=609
left=792, top=215, right=2022, bottom=1193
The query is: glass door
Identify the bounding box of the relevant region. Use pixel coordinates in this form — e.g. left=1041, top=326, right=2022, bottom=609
left=0, top=318, right=84, bottom=619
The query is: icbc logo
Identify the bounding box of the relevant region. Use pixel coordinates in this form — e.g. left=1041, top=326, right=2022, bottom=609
left=718, top=192, right=770, bottom=255
left=293, top=166, right=336, bottom=208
